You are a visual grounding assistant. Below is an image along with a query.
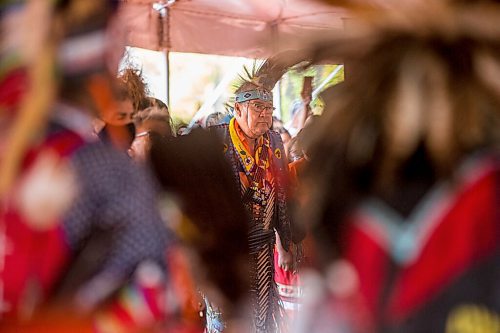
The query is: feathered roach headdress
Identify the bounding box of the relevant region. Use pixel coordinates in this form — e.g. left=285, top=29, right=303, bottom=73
left=231, top=50, right=309, bottom=106
left=297, top=2, right=500, bottom=265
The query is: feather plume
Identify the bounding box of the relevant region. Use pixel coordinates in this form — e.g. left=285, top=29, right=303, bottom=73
left=234, top=50, right=310, bottom=94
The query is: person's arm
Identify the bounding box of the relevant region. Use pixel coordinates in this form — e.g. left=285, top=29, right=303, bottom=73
left=290, top=77, right=313, bottom=134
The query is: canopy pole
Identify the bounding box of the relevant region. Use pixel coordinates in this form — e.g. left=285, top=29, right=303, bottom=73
left=272, top=80, right=282, bottom=119
left=154, top=0, right=176, bottom=105
left=269, top=21, right=282, bottom=119
left=312, top=64, right=343, bottom=100
left=187, top=60, right=246, bottom=130
left=164, top=49, right=170, bottom=106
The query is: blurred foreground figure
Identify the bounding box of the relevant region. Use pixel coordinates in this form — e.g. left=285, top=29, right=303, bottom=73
left=150, top=129, right=251, bottom=332
left=297, top=3, right=500, bottom=333
left=0, top=0, right=169, bottom=328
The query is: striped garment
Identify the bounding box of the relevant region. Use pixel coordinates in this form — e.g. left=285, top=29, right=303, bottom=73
left=209, top=121, right=293, bottom=332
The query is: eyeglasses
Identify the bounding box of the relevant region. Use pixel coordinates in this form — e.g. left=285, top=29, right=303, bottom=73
left=249, top=102, right=275, bottom=114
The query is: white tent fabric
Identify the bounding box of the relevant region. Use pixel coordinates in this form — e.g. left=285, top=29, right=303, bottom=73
left=119, top=0, right=347, bottom=58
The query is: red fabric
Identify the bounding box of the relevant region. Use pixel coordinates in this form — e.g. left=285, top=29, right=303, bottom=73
left=108, top=302, right=136, bottom=328
left=0, top=68, right=29, bottom=114
left=274, top=248, right=299, bottom=293
left=142, top=284, right=165, bottom=321
left=165, top=248, right=201, bottom=323
left=387, top=167, right=498, bottom=321
left=344, top=222, right=388, bottom=325
left=1, top=210, right=70, bottom=318
left=343, top=158, right=499, bottom=325
left=0, top=129, right=84, bottom=318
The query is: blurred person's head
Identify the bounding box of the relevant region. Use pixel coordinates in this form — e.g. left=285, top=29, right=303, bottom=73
left=97, top=86, right=134, bottom=127
left=55, top=0, right=123, bottom=115
left=176, top=123, right=189, bottom=136
left=300, top=2, right=500, bottom=266
left=272, top=116, right=284, bottom=131
left=288, top=135, right=304, bottom=162
left=137, top=97, right=173, bottom=135
left=97, top=67, right=148, bottom=127
left=276, top=127, right=292, bottom=159
left=204, top=111, right=226, bottom=128
left=128, top=98, right=173, bottom=161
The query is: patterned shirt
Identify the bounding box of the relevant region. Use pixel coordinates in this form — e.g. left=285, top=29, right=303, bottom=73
left=63, top=140, right=170, bottom=277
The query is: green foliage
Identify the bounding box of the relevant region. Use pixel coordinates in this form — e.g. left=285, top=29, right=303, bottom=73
left=279, top=65, right=344, bottom=123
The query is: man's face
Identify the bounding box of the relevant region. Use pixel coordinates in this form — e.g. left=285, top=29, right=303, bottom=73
left=234, top=99, right=273, bottom=139
left=108, top=79, right=137, bottom=126
left=99, top=98, right=134, bottom=127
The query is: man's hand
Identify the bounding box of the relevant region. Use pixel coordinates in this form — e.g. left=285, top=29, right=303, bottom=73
left=275, top=231, right=295, bottom=271
left=278, top=247, right=294, bottom=271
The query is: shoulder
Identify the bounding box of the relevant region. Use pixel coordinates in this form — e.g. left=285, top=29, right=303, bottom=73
left=268, top=130, right=285, bottom=150
left=268, top=129, right=283, bottom=143
left=208, top=123, right=229, bottom=134
left=71, top=141, right=142, bottom=181
left=207, top=124, right=230, bottom=147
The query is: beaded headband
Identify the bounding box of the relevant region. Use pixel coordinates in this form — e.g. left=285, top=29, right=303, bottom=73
left=235, top=88, right=273, bottom=103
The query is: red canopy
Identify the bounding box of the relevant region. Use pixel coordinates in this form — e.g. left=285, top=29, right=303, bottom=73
left=120, top=0, right=346, bottom=58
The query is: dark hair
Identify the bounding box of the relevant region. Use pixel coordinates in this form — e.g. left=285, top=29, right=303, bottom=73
left=204, top=112, right=226, bottom=127
left=133, top=97, right=173, bottom=137
left=138, top=96, right=168, bottom=111
left=118, top=68, right=148, bottom=112
left=150, top=129, right=250, bottom=307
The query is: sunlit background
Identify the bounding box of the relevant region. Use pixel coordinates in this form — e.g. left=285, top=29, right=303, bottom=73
left=123, top=47, right=344, bottom=127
